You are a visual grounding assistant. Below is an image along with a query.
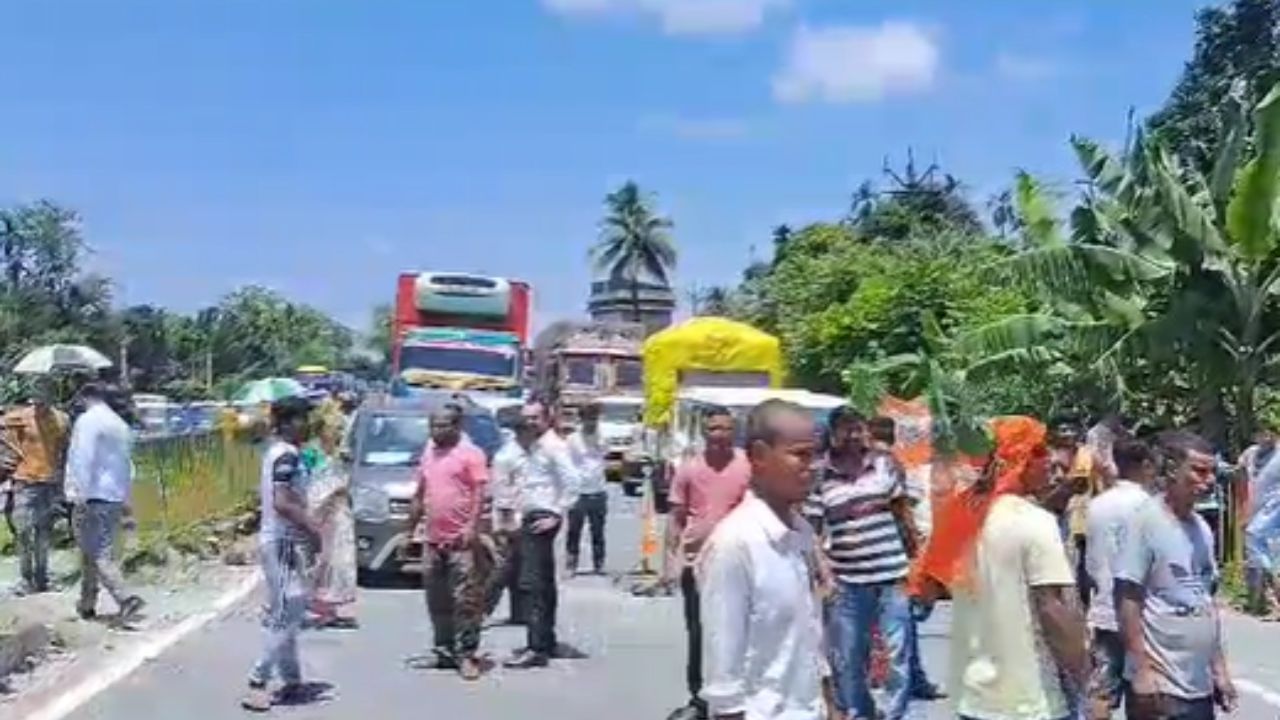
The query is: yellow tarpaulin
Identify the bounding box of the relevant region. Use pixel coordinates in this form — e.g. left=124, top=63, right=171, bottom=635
left=642, top=317, right=784, bottom=426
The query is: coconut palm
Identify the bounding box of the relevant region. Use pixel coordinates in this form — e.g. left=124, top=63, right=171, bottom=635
left=591, top=181, right=677, bottom=322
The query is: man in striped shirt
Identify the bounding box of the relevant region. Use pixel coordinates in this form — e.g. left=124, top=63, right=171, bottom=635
left=806, top=407, right=917, bottom=720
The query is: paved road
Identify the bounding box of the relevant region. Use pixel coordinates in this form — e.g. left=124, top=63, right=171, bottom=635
left=57, top=487, right=1280, bottom=719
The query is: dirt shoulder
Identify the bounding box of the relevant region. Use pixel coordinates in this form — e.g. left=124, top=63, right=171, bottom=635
left=0, top=536, right=260, bottom=720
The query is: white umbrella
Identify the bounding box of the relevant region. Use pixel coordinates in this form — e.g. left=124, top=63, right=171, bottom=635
left=13, top=344, right=113, bottom=375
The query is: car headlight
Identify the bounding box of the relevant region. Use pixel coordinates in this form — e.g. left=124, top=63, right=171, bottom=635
left=352, top=483, right=390, bottom=523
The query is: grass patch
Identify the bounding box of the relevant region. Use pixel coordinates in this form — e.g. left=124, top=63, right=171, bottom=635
left=0, top=432, right=261, bottom=564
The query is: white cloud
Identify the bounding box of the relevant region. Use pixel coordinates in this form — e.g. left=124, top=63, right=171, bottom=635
left=996, top=52, right=1057, bottom=81
left=772, top=22, right=939, bottom=104
left=639, top=113, right=750, bottom=140
left=541, top=0, right=789, bottom=36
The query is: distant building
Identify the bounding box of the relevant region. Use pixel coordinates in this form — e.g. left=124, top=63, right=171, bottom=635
left=587, top=276, right=675, bottom=335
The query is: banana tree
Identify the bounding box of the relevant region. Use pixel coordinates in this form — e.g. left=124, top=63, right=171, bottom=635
left=998, top=81, right=1280, bottom=448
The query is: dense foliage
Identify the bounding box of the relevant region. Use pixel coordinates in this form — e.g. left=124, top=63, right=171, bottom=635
left=0, top=201, right=360, bottom=400
left=710, top=1, right=1280, bottom=451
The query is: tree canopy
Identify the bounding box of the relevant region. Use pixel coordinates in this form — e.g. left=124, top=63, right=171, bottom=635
left=0, top=200, right=360, bottom=401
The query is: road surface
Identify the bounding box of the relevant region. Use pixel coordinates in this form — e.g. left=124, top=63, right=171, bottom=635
left=52, top=487, right=1280, bottom=719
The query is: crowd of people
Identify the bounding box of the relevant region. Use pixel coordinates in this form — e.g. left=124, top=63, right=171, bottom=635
left=662, top=401, right=1244, bottom=720
left=240, top=389, right=1274, bottom=720
left=242, top=395, right=612, bottom=708
left=16, top=377, right=1263, bottom=719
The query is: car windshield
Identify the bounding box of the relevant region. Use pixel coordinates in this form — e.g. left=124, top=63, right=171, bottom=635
left=400, top=345, right=515, bottom=379
left=564, top=357, right=596, bottom=386
left=615, top=360, right=642, bottom=389
left=724, top=405, right=832, bottom=447
left=599, top=402, right=641, bottom=423
left=359, top=412, right=502, bottom=466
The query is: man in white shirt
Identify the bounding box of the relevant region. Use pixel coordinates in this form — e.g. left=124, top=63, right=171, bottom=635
left=1084, top=438, right=1156, bottom=720
left=566, top=402, right=608, bottom=575
left=504, top=402, right=581, bottom=670
left=700, top=399, right=826, bottom=720
left=487, top=418, right=537, bottom=625
left=65, top=383, right=144, bottom=622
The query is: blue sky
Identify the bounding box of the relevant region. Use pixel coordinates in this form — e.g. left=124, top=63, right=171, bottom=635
left=0, top=0, right=1207, bottom=333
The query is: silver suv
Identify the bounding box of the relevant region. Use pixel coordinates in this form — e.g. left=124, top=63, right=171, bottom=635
left=348, top=395, right=502, bottom=578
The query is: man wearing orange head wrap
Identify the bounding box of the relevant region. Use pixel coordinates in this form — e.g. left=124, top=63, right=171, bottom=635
left=912, top=416, right=1087, bottom=720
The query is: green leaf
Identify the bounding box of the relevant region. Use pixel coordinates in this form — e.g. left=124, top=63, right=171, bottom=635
left=1013, top=171, right=1062, bottom=248
left=1209, top=81, right=1248, bottom=211
left=1150, top=144, right=1226, bottom=258
left=952, top=313, right=1063, bottom=357
left=1226, top=81, right=1280, bottom=261
left=1072, top=135, right=1126, bottom=196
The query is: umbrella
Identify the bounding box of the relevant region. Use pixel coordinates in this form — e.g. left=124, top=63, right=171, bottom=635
left=234, top=378, right=308, bottom=404
left=14, top=344, right=114, bottom=375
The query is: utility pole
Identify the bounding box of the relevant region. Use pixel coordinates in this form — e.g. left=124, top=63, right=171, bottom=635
left=685, top=283, right=703, bottom=317
left=119, top=335, right=130, bottom=389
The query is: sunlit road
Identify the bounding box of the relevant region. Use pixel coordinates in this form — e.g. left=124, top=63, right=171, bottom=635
left=55, top=486, right=1280, bottom=719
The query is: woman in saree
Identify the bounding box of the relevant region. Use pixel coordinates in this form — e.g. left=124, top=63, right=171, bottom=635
left=304, top=398, right=358, bottom=627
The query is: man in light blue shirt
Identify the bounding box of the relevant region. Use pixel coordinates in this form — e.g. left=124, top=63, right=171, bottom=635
left=65, top=383, right=143, bottom=621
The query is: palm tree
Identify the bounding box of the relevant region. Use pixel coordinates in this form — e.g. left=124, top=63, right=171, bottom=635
left=591, top=181, right=677, bottom=323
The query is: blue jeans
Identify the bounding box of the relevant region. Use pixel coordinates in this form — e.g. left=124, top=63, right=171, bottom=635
left=828, top=581, right=911, bottom=720
left=250, top=540, right=310, bottom=686
left=907, top=599, right=932, bottom=692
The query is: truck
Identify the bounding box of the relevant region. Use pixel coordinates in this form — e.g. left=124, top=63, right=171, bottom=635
left=533, top=320, right=645, bottom=420
left=391, top=272, right=532, bottom=396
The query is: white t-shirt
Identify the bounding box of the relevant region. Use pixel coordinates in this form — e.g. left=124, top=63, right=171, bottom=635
left=952, top=494, right=1075, bottom=720
left=491, top=439, right=529, bottom=531
left=567, top=430, right=608, bottom=496
left=259, top=440, right=307, bottom=545
left=1085, top=480, right=1151, bottom=632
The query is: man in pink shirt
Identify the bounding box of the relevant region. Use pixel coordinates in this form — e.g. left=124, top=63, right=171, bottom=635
left=664, top=406, right=752, bottom=720
left=407, top=403, right=490, bottom=681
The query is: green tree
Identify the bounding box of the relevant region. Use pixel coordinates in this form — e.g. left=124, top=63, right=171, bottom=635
left=1148, top=0, right=1280, bottom=172
left=0, top=201, right=115, bottom=371
left=989, top=82, right=1280, bottom=448
left=591, top=181, right=677, bottom=322
left=846, top=151, right=984, bottom=242
left=367, top=302, right=393, bottom=366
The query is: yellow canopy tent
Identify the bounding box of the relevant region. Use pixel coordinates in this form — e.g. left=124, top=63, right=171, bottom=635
left=642, top=317, right=784, bottom=426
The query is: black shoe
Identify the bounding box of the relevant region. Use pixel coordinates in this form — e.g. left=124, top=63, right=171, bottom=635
left=503, top=649, right=549, bottom=669
left=118, top=595, right=146, bottom=621
left=665, top=699, right=707, bottom=720
left=911, top=682, right=947, bottom=701
left=405, top=648, right=458, bottom=670
left=76, top=607, right=97, bottom=621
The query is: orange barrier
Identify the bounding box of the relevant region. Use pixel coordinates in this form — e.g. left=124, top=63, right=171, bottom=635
left=637, top=469, right=660, bottom=576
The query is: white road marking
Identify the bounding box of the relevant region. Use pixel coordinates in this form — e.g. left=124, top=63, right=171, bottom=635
left=24, top=570, right=261, bottom=720
left=1237, top=677, right=1280, bottom=708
